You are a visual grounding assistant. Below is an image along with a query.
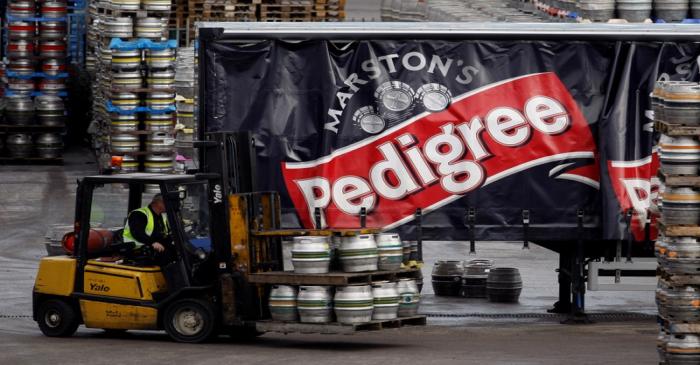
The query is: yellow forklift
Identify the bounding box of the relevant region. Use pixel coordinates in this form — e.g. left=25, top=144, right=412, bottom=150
left=33, top=132, right=424, bottom=343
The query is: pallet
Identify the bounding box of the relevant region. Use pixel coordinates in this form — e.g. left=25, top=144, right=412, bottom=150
left=248, top=268, right=421, bottom=286
left=255, top=315, right=426, bottom=335
left=657, top=171, right=700, bottom=187
left=657, top=220, right=700, bottom=237
left=654, top=120, right=700, bottom=136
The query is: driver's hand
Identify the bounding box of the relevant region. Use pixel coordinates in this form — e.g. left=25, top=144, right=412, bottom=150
left=152, top=242, right=165, bottom=253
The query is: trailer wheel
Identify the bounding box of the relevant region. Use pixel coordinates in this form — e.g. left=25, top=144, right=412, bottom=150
left=37, top=299, right=80, bottom=337
left=164, top=298, right=215, bottom=343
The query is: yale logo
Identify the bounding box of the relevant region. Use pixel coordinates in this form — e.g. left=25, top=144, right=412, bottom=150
left=213, top=184, right=223, bottom=204
left=90, top=283, right=110, bottom=292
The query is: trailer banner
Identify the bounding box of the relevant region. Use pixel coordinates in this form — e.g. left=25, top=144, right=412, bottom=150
left=201, top=38, right=699, bottom=241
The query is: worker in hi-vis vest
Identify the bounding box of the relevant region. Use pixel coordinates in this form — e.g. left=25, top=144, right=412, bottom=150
left=123, top=194, right=173, bottom=265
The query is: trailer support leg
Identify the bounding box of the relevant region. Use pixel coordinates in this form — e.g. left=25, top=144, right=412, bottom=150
left=562, top=210, right=592, bottom=324
left=548, top=248, right=572, bottom=314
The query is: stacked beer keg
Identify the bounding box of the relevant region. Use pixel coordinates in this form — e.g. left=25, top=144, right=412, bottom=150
left=84, top=0, right=174, bottom=171
left=2, top=0, right=68, bottom=160
left=174, top=46, right=195, bottom=172
left=653, top=80, right=700, bottom=364
left=269, top=233, right=421, bottom=324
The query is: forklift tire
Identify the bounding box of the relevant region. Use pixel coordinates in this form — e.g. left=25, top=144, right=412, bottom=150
left=163, top=298, right=215, bottom=343
left=37, top=299, right=80, bottom=337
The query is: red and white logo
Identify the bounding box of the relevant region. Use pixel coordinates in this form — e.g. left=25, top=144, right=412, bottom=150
left=282, top=72, right=600, bottom=229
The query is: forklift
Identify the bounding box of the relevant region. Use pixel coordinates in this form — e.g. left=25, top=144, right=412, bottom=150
left=33, top=132, right=424, bottom=343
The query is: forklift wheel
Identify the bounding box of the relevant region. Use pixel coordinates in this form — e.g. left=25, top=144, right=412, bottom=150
left=164, top=298, right=215, bottom=343
left=37, top=299, right=80, bottom=337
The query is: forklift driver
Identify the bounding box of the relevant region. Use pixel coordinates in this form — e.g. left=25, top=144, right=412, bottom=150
left=122, top=194, right=175, bottom=266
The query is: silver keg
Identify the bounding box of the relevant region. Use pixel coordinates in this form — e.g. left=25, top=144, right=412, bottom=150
left=145, top=131, right=175, bottom=153
left=35, top=133, right=63, bottom=158
left=39, top=21, right=66, bottom=39
left=8, top=78, right=34, bottom=94
left=146, top=91, right=175, bottom=110
left=147, top=68, right=175, bottom=89
left=616, top=0, right=652, bottom=21
left=269, top=285, right=298, bottom=322
left=297, top=286, right=333, bottom=323
left=8, top=58, right=35, bottom=76
left=144, top=113, right=173, bottom=131
left=659, top=135, right=700, bottom=175
left=397, top=278, right=420, bottom=317
left=654, top=0, right=689, bottom=22
left=375, top=233, right=403, bottom=271
left=142, top=0, right=171, bottom=11
left=664, top=285, right=700, bottom=322
left=134, top=18, right=167, bottom=40
left=39, top=40, right=66, bottom=58
left=371, top=281, right=400, bottom=320
left=38, top=78, right=66, bottom=94
left=339, top=234, right=379, bottom=272
left=8, top=21, right=36, bottom=39
left=144, top=153, right=174, bottom=173
left=111, top=69, right=143, bottom=90
left=110, top=0, right=140, bottom=11
left=6, top=95, right=35, bottom=125
left=666, top=334, right=700, bottom=364
left=110, top=134, right=140, bottom=154
left=334, top=285, right=374, bottom=324
left=663, top=82, right=700, bottom=125
left=111, top=49, right=142, bottom=71
left=110, top=92, right=140, bottom=110
left=35, top=95, right=65, bottom=127
left=6, top=134, right=33, bottom=157
left=42, top=59, right=65, bottom=75
left=103, top=17, right=133, bottom=39
left=291, top=236, right=331, bottom=274
left=41, top=1, right=67, bottom=18
left=662, top=186, right=700, bottom=225
left=145, top=48, right=176, bottom=69
left=663, top=236, right=700, bottom=275
left=118, top=154, right=139, bottom=173
left=8, top=0, right=35, bottom=18
left=8, top=39, right=35, bottom=58
left=110, top=113, right=139, bottom=132
left=578, top=0, right=616, bottom=21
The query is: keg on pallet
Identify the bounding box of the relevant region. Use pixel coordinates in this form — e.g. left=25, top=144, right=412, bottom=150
left=663, top=82, right=700, bottom=125
left=144, top=153, right=174, bottom=173
left=112, top=69, right=143, bottom=90
left=269, top=285, right=298, bottom=322
left=664, top=285, right=700, bottom=322
left=616, top=0, right=652, bottom=22
left=486, top=267, right=523, bottom=303
left=110, top=0, right=140, bottom=10
left=8, top=21, right=35, bottom=39
left=147, top=69, right=175, bottom=89
left=7, top=39, right=34, bottom=58
left=431, top=260, right=463, bottom=296
left=42, top=59, right=65, bottom=75
left=6, top=95, right=34, bottom=125
left=654, top=0, right=689, bottom=22
left=142, top=0, right=171, bottom=11
left=104, top=17, right=134, bottom=40
left=35, top=133, right=63, bottom=158
left=118, top=155, right=139, bottom=173
left=145, top=132, right=174, bottom=153
left=8, top=58, right=35, bottom=76
left=291, top=236, right=331, bottom=274
left=339, top=234, right=378, bottom=272
left=38, top=78, right=66, bottom=94
left=8, top=78, right=34, bottom=96
left=6, top=134, right=33, bottom=158
left=461, top=259, right=494, bottom=298
left=372, top=281, right=400, bottom=320
left=39, top=21, right=66, bottom=39
left=144, top=113, right=173, bottom=131
left=41, top=1, right=67, bottom=18
left=397, top=278, right=420, bottom=317
left=110, top=114, right=139, bottom=132
left=9, top=0, right=35, bottom=18
left=146, top=92, right=175, bottom=110
left=666, top=334, right=700, bottom=364
left=134, top=17, right=167, bottom=40
left=662, top=186, right=700, bottom=225
left=578, top=0, right=616, bottom=21
left=334, top=285, right=374, bottom=324
left=297, top=286, right=333, bottom=324
left=111, top=92, right=140, bottom=110
left=35, top=95, right=65, bottom=127
left=110, top=134, right=140, bottom=154
left=662, top=236, right=700, bottom=275
left=111, top=49, right=141, bottom=70
left=375, top=233, right=403, bottom=271
left=146, top=48, right=175, bottom=69
left=39, top=40, right=66, bottom=58
left=659, top=135, right=700, bottom=175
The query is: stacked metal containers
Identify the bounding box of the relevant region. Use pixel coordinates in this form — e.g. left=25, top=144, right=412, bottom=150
left=85, top=0, right=174, bottom=171
left=653, top=79, right=700, bottom=364
left=2, top=0, right=68, bottom=160
left=173, top=47, right=195, bottom=172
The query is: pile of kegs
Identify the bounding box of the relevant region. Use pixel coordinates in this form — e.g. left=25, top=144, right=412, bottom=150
left=653, top=79, right=700, bottom=364
left=268, top=279, right=421, bottom=324
left=173, top=47, right=195, bottom=171
left=539, top=0, right=698, bottom=22
left=381, top=0, right=550, bottom=22
left=431, top=259, right=523, bottom=303
left=1, top=133, right=63, bottom=158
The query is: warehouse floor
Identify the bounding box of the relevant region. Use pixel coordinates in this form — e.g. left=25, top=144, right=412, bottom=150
left=0, top=147, right=658, bottom=364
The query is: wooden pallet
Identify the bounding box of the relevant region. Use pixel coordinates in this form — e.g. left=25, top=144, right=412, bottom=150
left=248, top=268, right=422, bottom=286
left=255, top=315, right=426, bottom=335
left=657, top=171, right=700, bottom=187
left=657, top=220, right=700, bottom=237
left=655, top=120, right=700, bottom=136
